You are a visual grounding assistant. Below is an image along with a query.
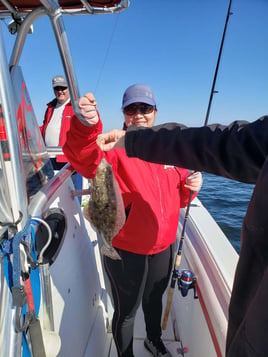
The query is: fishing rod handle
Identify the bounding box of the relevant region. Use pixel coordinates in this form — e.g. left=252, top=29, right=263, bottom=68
left=162, top=255, right=182, bottom=329
left=174, top=253, right=182, bottom=269
left=162, top=286, right=175, bottom=330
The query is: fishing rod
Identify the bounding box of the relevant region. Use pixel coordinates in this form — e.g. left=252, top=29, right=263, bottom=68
left=162, top=190, right=197, bottom=330
left=162, top=0, right=234, bottom=330
left=204, top=0, right=233, bottom=126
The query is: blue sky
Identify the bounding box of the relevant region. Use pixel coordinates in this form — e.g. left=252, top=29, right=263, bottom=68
left=1, top=0, right=268, bottom=131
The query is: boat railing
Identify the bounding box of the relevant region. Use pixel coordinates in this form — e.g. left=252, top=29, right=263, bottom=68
left=3, top=0, right=129, bottom=132
left=0, top=0, right=129, bottom=209
left=46, top=146, right=64, bottom=158
left=28, top=163, right=74, bottom=216
left=0, top=32, right=28, bottom=229
left=0, top=2, right=126, bottom=357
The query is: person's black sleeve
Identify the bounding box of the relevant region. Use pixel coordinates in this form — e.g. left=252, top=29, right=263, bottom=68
left=125, top=117, right=268, bottom=184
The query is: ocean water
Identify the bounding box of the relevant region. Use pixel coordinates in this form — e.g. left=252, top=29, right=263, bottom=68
left=198, top=172, right=255, bottom=254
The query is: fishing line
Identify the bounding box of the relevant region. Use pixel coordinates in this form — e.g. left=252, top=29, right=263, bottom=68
left=94, top=13, right=120, bottom=94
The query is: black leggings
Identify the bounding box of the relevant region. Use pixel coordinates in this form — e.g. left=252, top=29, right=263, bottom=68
left=104, top=243, right=175, bottom=357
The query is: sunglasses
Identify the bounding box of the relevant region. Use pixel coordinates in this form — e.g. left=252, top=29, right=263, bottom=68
left=54, top=86, right=67, bottom=91
left=123, top=103, right=155, bottom=116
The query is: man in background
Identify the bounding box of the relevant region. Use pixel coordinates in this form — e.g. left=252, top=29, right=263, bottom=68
left=40, top=75, right=82, bottom=197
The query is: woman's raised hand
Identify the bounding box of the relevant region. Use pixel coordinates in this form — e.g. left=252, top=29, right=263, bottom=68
left=79, top=93, right=98, bottom=125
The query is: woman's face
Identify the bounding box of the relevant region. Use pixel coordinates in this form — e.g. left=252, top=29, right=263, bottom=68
left=123, top=102, right=157, bottom=128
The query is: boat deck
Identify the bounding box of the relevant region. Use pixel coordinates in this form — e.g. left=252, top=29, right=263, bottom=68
left=109, top=295, right=184, bottom=356
left=81, top=196, right=232, bottom=357
left=83, top=216, right=184, bottom=357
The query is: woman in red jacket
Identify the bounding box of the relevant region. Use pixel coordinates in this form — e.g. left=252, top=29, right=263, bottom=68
left=97, top=116, right=268, bottom=357
left=63, top=84, right=202, bottom=357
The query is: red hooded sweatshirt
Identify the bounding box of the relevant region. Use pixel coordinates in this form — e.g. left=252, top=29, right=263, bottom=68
left=63, top=115, right=197, bottom=255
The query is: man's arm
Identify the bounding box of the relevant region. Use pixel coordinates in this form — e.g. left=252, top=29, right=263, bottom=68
left=97, top=117, right=268, bottom=184
left=124, top=119, right=268, bottom=183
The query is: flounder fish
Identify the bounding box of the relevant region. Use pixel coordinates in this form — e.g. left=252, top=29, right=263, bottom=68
left=83, top=158, right=125, bottom=260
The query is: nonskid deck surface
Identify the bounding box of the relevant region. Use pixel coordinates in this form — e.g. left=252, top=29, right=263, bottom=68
left=109, top=297, right=184, bottom=357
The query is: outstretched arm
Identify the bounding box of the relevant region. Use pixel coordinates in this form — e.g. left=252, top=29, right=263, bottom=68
left=96, top=118, right=268, bottom=183
left=97, top=129, right=126, bottom=151
left=63, top=93, right=103, bottom=178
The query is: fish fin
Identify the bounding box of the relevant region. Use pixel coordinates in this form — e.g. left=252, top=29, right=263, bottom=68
left=101, top=245, right=122, bottom=260
left=111, top=171, right=126, bottom=237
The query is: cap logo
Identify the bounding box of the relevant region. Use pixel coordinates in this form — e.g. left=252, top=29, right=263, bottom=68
left=52, top=75, right=67, bottom=88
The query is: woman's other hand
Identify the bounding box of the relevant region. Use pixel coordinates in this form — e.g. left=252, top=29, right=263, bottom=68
left=97, top=129, right=126, bottom=151
left=185, top=171, right=203, bottom=192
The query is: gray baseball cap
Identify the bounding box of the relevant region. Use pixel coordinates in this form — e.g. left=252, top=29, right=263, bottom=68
left=52, top=75, right=67, bottom=88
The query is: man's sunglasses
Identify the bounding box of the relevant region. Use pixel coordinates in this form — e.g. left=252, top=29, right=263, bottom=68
left=123, top=103, right=155, bottom=116
left=54, top=86, right=67, bottom=91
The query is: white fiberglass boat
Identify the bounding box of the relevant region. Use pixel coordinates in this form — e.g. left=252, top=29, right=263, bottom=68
left=0, top=1, right=238, bottom=356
